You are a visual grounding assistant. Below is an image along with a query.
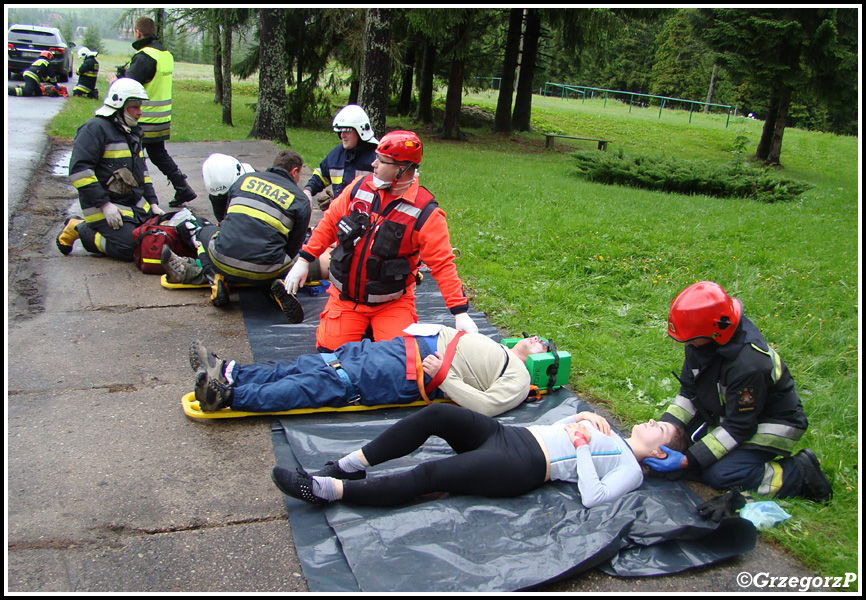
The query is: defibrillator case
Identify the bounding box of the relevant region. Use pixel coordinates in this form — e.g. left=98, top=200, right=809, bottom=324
left=501, top=337, right=571, bottom=389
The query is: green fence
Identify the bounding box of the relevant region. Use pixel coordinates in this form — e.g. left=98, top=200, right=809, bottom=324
left=543, top=82, right=735, bottom=127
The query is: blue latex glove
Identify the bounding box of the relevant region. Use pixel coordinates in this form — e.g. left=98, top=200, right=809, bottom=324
left=643, top=445, right=686, bottom=472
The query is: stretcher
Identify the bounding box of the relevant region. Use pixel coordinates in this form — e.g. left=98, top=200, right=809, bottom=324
left=182, top=391, right=451, bottom=419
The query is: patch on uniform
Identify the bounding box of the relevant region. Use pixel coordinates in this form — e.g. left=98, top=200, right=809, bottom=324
left=738, top=387, right=755, bottom=406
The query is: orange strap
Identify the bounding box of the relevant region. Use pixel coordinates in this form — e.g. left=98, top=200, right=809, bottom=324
left=424, top=331, right=465, bottom=395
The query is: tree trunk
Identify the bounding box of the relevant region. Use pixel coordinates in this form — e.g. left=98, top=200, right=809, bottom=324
left=494, top=8, right=523, bottom=133
left=212, top=23, right=222, bottom=104
left=755, top=86, right=780, bottom=161
left=415, top=38, right=435, bottom=124
left=398, top=45, right=416, bottom=116
left=512, top=8, right=540, bottom=132
left=703, top=63, right=718, bottom=113
left=358, top=8, right=393, bottom=135
left=441, top=50, right=466, bottom=140
left=249, top=8, right=288, bottom=143
left=221, top=25, right=233, bottom=127
left=767, top=85, right=792, bottom=166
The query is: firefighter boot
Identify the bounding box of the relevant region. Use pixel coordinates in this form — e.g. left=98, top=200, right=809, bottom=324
left=167, top=169, right=198, bottom=207
left=270, top=279, right=305, bottom=324
left=56, top=217, right=84, bottom=255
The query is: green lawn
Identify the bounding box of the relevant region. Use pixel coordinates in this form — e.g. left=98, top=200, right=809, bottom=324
left=50, top=58, right=860, bottom=588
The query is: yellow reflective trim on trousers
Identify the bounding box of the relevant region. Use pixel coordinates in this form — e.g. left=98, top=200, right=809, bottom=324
left=758, top=461, right=784, bottom=496
left=226, top=205, right=290, bottom=236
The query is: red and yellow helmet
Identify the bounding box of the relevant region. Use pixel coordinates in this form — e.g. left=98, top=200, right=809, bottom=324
left=376, top=130, right=423, bottom=166
left=667, top=281, right=742, bottom=345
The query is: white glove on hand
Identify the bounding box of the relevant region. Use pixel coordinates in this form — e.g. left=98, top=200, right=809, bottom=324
left=150, top=204, right=165, bottom=216
left=454, top=312, right=478, bottom=335
left=284, top=258, right=310, bottom=294
left=102, top=202, right=123, bottom=230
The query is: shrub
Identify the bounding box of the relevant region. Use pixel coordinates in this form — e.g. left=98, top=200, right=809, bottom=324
left=570, top=150, right=813, bottom=202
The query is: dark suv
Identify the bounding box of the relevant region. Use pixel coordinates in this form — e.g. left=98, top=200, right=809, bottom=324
left=8, top=24, right=75, bottom=82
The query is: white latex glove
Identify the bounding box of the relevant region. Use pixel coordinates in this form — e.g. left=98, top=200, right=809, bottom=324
left=284, top=258, right=310, bottom=294
left=454, top=312, right=478, bottom=334
left=150, top=204, right=165, bottom=216
left=102, top=201, right=123, bottom=229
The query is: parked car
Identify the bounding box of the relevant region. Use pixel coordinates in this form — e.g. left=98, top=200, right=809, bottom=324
left=7, top=24, right=75, bottom=82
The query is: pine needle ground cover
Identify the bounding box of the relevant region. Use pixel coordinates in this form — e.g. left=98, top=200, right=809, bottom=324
left=49, top=74, right=859, bottom=587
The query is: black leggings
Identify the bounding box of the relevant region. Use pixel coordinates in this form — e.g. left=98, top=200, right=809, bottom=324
left=341, top=403, right=548, bottom=506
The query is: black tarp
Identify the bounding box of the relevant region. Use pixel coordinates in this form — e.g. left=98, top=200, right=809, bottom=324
left=239, top=282, right=755, bottom=592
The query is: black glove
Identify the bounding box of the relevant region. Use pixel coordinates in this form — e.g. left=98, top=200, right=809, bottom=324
left=696, top=488, right=746, bottom=522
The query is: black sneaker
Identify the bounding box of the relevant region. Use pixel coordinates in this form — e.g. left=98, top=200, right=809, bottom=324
left=188, top=339, right=225, bottom=374
left=313, top=460, right=366, bottom=480
left=793, top=448, right=833, bottom=503
left=270, top=279, right=304, bottom=324
left=194, top=368, right=233, bottom=412
left=271, top=466, right=328, bottom=505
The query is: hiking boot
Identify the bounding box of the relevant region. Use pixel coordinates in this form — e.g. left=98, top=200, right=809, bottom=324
left=271, top=466, right=328, bottom=505
left=56, top=217, right=83, bottom=255
left=211, top=273, right=231, bottom=307
left=167, top=170, right=198, bottom=207
left=313, top=460, right=366, bottom=481
left=270, top=279, right=304, bottom=324
left=162, top=245, right=208, bottom=285
left=792, top=448, right=833, bottom=503
left=194, top=368, right=233, bottom=412
left=189, top=339, right=225, bottom=375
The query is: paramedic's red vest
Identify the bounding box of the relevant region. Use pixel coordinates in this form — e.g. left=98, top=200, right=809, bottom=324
left=329, top=175, right=439, bottom=305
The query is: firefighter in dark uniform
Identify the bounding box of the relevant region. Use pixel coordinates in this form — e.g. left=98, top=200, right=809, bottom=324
left=303, top=104, right=378, bottom=211
left=113, top=16, right=196, bottom=207
left=161, top=150, right=311, bottom=323
left=57, top=78, right=165, bottom=260
left=9, top=51, right=60, bottom=96
left=72, top=46, right=100, bottom=99
left=644, top=281, right=833, bottom=503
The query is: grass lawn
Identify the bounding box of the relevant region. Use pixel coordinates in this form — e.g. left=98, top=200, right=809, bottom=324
left=49, top=58, right=860, bottom=588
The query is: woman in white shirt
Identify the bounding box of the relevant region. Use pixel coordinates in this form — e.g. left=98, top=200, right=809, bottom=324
left=271, top=403, right=686, bottom=508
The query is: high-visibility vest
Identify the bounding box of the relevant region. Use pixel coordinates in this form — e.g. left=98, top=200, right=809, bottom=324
left=137, top=46, right=173, bottom=141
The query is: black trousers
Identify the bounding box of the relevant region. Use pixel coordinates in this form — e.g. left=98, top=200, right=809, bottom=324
left=342, top=404, right=548, bottom=506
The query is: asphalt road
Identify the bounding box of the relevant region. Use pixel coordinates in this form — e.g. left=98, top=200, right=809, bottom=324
left=5, top=105, right=833, bottom=592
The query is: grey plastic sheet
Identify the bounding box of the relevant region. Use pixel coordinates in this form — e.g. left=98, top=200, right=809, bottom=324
left=271, top=391, right=756, bottom=592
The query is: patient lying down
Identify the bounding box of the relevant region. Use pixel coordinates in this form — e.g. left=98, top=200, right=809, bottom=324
left=272, top=403, right=687, bottom=508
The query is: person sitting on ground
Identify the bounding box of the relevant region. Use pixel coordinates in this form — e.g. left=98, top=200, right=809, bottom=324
left=189, top=326, right=548, bottom=417
left=161, top=150, right=311, bottom=323
left=57, top=78, right=165, bottom=260
left=270, top=402, right=687, bottom=508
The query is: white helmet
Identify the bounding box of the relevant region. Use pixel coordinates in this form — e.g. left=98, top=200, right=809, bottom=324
left=332, top=104, right=377, bottom=143
left=78, top=46, right=97, bottom=59
left=95, top=78, right=148, bottom=116
left=202, top=153, right=255, bottom=196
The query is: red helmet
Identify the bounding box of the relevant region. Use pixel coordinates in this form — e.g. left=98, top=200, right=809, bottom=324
left=667, top=281, right=742, bottom=345
left=40, top=51, right=53, bottom=60
left=376, top=130, right=423, bottom=166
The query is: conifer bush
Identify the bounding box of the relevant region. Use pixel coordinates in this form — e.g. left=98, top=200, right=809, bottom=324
left=570, top=150, right=813, bottom=202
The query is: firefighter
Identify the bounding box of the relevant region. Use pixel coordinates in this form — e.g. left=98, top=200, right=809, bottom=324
left=72, top=46, right=100, bottom=99
left=283, top=130, right=479, bottom=352
left=644, top=281, right=833, bottom=503
left=161, top=150, right=311, bottom=324
left=8, top=51, right=60, bottom=97
left=112, top=16, right=196, bottom=207
left=303, top=104, right=378, bottom=211
left=57, top=78, right=165, bottom=260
